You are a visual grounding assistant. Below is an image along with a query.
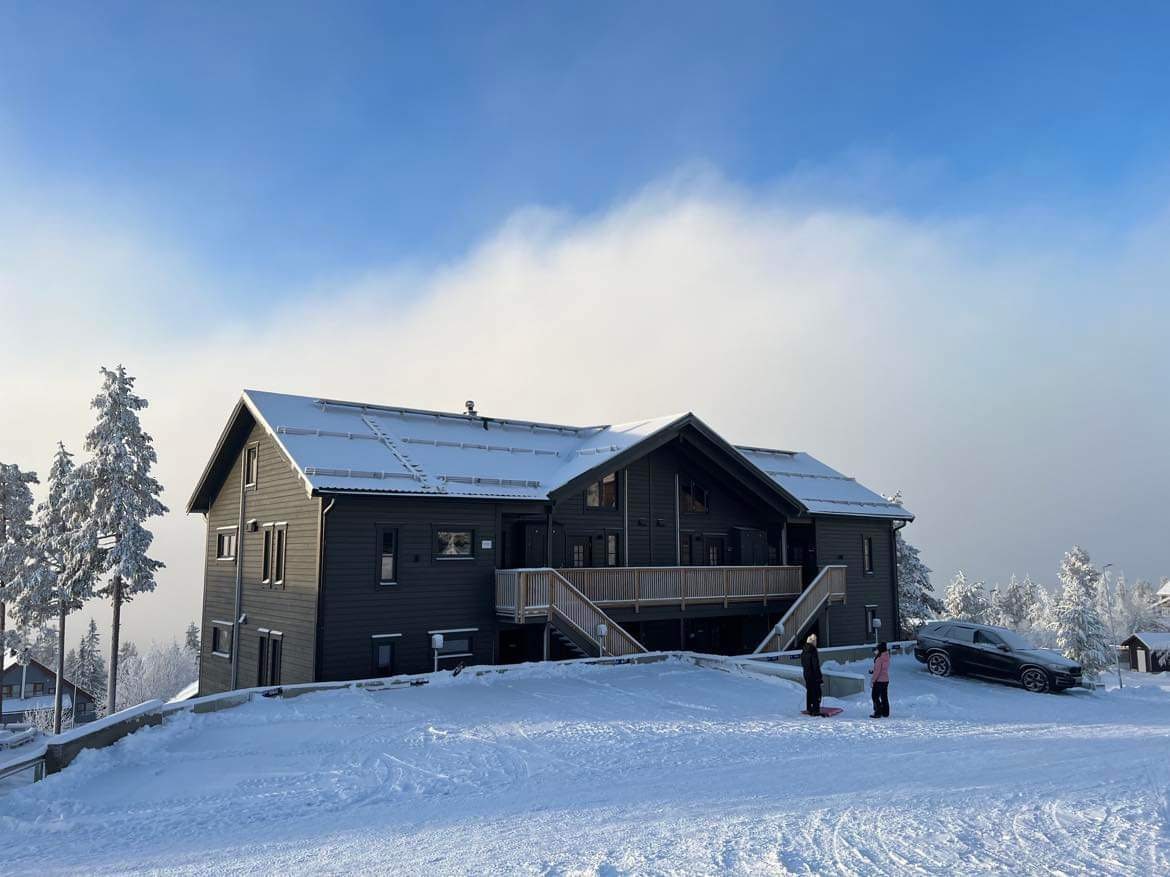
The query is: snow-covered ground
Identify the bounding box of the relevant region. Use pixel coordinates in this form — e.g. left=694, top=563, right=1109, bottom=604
left=2, top=656, right=1169, bottom=875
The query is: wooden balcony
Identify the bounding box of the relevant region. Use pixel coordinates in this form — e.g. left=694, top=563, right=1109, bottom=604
left=496, top=565, right=804, bottom=620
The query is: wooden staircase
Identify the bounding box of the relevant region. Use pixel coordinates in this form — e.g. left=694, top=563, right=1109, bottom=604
left=752, top=565, right=848, bottom=655
left=496, top=568, right=647, bottom=657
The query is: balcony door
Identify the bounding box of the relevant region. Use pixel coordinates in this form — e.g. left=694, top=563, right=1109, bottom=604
left=568, top=536, right=592, bottom=568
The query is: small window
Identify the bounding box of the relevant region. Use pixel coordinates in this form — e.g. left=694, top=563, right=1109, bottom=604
left=371, top=639, right=396, bottom=676
left=863, top=536, right=874, bottom=574
left=216, top=529, right=237, bottom=560
left=273, top=526, right=287, bottom=585
left=680, top=479, right=709, bottom=514
left=261, top=528, right=272, bottom=583
left=865, top=605, right=879, bottom=636
left=434, top=528, right=474, bottom=558
left=30, top=682, right=45, bottom=696
left=585, top=473, right=618, bottom=509
left=378, top=527, right=397, bottom=585
left=438, top=636, right=472, bottom=655
left=606, top=533, right=619, bottom=567
left=0, top=685, right=12, bottom=698
left=211, top=621, right=233, bottom=658
left=680, top=534, right=691, bottom=565
left=244, top=445, right=259, bottom=487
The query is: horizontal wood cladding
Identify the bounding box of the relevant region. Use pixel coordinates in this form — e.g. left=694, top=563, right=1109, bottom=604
left=320, top=495, right=501, bottom=679
left=817, top=517, right=896, bottom=646
left=198, top=422, right=320, bottom=695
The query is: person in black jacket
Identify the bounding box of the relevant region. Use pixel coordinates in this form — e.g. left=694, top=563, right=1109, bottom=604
left=801, top=633, right=824, bottom=716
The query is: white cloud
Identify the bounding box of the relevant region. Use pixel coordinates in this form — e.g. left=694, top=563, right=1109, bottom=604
left=2, top=170, right=1168, bottom=648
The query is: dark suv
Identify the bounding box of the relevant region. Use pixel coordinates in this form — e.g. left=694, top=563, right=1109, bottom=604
left=914, top=621, right=1083, bottom=692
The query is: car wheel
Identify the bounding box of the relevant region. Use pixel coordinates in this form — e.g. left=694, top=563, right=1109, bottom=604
left=927, top=651, right=952, bottom=677
left=1021, top=667, right=1050, bottom=693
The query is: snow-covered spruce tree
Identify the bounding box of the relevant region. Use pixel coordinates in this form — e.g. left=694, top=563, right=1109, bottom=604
left=10, top=443, right=100, bottom=732
left=1053, top=546, right=1113, bottom=678
left=115, top=639, right=198, bottom=710
left=996, top=575, right=1042, bottom=632
left=77, top=365, right=168, bottom=714
left=1125, top=579, right=1166, bottom=633
left=185, top=621, right=200, bottom=672
left=895, top=531, right=940, bottom=636
left=0, top=461, right=39, bottom=722
left=943, top=571, right=990, bottom=622
left=76, top=618, right=108, bottom=714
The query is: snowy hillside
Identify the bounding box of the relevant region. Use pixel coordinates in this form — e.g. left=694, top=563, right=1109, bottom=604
left=3, top=656, right=1169, bottom=875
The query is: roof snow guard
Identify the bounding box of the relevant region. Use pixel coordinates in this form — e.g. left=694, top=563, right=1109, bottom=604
left=187, top=390, right=912, bottom=520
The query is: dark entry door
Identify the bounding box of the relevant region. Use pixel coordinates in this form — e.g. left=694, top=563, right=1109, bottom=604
left=567, top=536, right=592, bottom=568
left=705, top=536, right=725, bottom=566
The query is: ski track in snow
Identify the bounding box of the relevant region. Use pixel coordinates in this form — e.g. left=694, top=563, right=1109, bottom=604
left=2, top=655, right=1169, bottom=876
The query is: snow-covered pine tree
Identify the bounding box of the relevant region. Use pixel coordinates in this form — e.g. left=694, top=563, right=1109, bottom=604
left=895, top=531, right=940, bottom=636
left=77, top=365, right=168, bottom=714
left=0, top=461, right=39, bottom=722
left=185, top=621, right=200, bottom=672
left=943, top=571, right=990, bottom=622
left=997, top=575, right=1042, bottom=632
left=1053, top=545, right=1113, bottom=678
left=115, top=639, right=197, bottom=710
left=119, top=639, right=139, bottom=665
left=76, top=617, right=108, bottom=714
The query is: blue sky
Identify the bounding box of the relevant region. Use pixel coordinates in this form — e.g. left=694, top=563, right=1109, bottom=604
left=2, top=4, right=1169, bottom=643
left=4, top=2, right=1170, bottom=296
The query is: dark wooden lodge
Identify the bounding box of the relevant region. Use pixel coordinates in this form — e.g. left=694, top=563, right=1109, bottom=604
left=188, top=391, right=913, bottom=695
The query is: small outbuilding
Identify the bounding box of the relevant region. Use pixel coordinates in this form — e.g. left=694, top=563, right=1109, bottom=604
left=1120, top=632, right=1170, bottom=674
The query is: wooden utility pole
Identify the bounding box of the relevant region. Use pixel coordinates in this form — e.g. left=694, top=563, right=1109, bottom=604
left=107, top=574, right=122, bottom=713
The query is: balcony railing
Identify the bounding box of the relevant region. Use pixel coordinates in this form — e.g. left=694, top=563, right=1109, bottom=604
left=496, top=565, right=803, bottom=618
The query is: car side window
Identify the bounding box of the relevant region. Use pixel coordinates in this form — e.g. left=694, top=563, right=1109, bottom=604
left=950, top=626, right=976, bottom=643
left=973, top=630, right=999, bottom=646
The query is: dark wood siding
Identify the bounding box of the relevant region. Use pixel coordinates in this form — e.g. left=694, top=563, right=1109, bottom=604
left=817, top=517, right=896, bottom=646
left=319, top=495, right=501, bottom=679
left=198, top=421, right=320, bottom=695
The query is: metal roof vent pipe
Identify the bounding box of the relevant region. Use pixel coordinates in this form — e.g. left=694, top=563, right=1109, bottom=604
left=465, top=400, right=477, bottom=417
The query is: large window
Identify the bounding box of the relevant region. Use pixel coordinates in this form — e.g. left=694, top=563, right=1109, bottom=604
left=680, top=479, right=709, bottom=514
left=244, top=444, right=259, bottom=487
left=210, top=621, right=233, bottom=658
left=377, top=526, right=398, bottom=585
left=216, top=528, right=237, bottom=560
left=434, top=528, right=474, bottom=558
left=585, top=472, right=618, bottom=509
left=863, top=536, right=874, bottom=574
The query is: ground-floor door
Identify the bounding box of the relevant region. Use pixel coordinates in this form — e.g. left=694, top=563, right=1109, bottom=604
left=1138, top=649, right=1148, bottom=672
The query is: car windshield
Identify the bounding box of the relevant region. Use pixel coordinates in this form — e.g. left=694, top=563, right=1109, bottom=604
left=995, top=629, right=1037, bottom=650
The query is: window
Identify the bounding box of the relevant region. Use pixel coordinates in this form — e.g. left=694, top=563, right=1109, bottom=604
left=680, top=479, right=709, bottom=514
left=438, top=636, right=472, bottom=655
left=949, top=625, right=976, bottom=643
left=973, top=630, right=1002, bottom=647
left=571, top=542, right=587, bottom=567
left=863, top=536, right=874, bottom=574
left=865, top=605, right=879, bottom=637
left=585, top=472, right=618, bottom=509
left=606, top=533, right=619, bottom=567
left=257, top=631, right=283, bottom=685
left=261, top=523, right=287, bottom=587
left=680, top=533, right=692, bottom=565
left=706, top=541, right=722, bottom=566
left=211, top=621, right=233, bottom=658
left=261, top=528, right=272, bottom=583
left=0, top=685, right=12, bottom=698
left=30, top=682, right=45, bottom=696
left=244, top=444, right=259, bottom=487
left=434, top=528, right=474, bottom=558
left=371, top=637, right=397, bottom=676
left=216, top=528, right=237, bottom=560
left=377, top=527, right=397, bottom=585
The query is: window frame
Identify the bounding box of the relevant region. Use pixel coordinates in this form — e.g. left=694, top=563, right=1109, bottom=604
left=261, top=523, right=288, bottom=588
left=210, top=620, right=233, bottom=659
left=432, top=526, right=476, bottom=560
left=679, top=478, right=710, bottom=514
left=376, top=525, right=399, bottom=587
left=371, top=634, right=400, bottom=677
left=257, top=629, right=284, bottom=686
left=584, top=472, right=619, bottom=511
left=261, top=526, right=272, bottom=584
left=429, top=627, right=478, bottom=661
left=862, top=535, right=875, bottom=575
left=605, top=532, right=619, bottom=567
left=243, top=443, right=259, bottom=488
left=215, top=527, right=237, bottom=561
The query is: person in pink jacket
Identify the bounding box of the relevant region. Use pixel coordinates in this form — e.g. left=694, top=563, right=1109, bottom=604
left=870, top=641, right=891, bottom=718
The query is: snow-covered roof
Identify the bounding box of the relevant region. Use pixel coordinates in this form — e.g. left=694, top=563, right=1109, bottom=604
left=1129, top=632, right=1170, bottom=653
left=192, top=390, right=912, bottom=520
left=1, top=693, right=73, bottom=713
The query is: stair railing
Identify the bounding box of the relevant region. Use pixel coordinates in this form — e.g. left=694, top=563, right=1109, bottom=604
left=752, top=565, right=848, bottom=655
left=546, top=570, right=646, bottom=657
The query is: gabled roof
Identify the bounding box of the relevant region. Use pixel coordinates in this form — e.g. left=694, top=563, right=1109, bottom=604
left=1, top=656, right=97, bottom=701
left=187, top=390, right=913, bottom=521
left=1124, top=632, right=1170, bottom=652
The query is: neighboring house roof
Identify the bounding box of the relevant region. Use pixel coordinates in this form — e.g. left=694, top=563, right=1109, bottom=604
left=1, top=693, right=75, bottom=714
left=1, top=656, right=97, bottom=702
left=188, top=390, right=913, bottom=521
left=1125, top=632, right=1170, bottom=654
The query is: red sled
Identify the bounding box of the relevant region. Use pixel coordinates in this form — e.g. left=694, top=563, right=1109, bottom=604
left=801, top=707, right=844, bottom=717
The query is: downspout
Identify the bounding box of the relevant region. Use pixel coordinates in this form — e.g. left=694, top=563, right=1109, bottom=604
left=230, top=449, right=247, bottom=691
left=622, top=467, right=629, bottom=566
left=313, top=496, right=335, bottom=682
left=674, top=473, right=681, bottom=565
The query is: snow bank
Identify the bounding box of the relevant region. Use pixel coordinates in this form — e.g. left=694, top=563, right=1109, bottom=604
left=2, top=656, right=1169, bottom=875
